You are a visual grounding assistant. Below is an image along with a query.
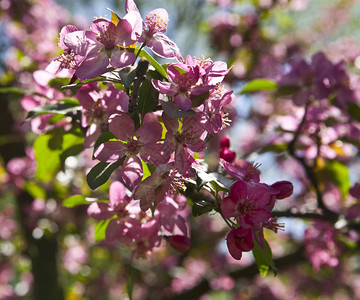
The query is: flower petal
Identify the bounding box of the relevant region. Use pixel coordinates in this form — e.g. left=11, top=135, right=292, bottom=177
left=109, top=181, right=127, bottom=208
left=94, top=141, right=125, bottom=162
left=109, top=113, right=134, bottom=140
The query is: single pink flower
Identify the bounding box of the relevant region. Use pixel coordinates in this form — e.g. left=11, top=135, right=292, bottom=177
left=221, top=180, right=273, bottom=227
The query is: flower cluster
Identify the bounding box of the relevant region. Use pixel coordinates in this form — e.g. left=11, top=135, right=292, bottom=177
left=220, top=158, right=293, bottom=259
left=22, top=0, right=292, bottom=262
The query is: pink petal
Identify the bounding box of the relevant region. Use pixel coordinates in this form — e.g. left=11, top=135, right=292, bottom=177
left=121, top=11, right=143, bottom=43
left=109, top=181, right=127, bottom=208
left=91, top=18, right=114, bottom=36
left=152, top=79, right=178, bottom=96
left=59, top=25, right=78, bottom=51
left=220, top=196, right=239, bottom=219
left=110, top=49, right=136, bottom=68
left=150, top=38, right=175, bottom=58
left=345, top=203, right=360, bottom=220
left=226, top=230, right=242, bottom=260
left=162, top=112, right=179, bottom=133
left=169, top=235, right=190, bottom=252
left=271, top=181, right=294, bottom=199
left=87, top=202, right=113, bottom=220
left=121, top=155, right=143, bottom=190
left=125, top=0, right=140, bottom=13
left=109, top=113, right=134, bottom=140
left=84, top=123, right=102, bottom=148
left=174, top=94, right=192, bottom=111
left=64, top=30, right=97, bottom=56
left=136, top=122, right=162, bottom=144
left=94, top=141, right=125, bottom=162
left=229, top=180, right=247, bottom=204
left=75, top=47, right=109, bottom=80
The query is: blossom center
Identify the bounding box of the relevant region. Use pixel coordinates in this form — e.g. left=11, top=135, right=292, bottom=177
left=125, top=137, right=143, bottom=155
left=96, top=24, right=116, bottom=50
left=56, top=52, right=78, bottom=69
left=239, top=200, right=256, bottom=216
left=146, top=13, right=168, bottom=34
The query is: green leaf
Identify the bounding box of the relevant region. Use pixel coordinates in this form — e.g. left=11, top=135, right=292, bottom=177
left=61, top=76, right=105, bottom=91
left=192, top=200, right=213, bottom=216
left=138, top=79, right=159, bottom=120
left=48, top=114, right=66, bottom=124
left=324, top=160, right=350, bottom=198
left=127, top=265, right=134, bottom=300
left=136, top=48, right=167, bottom=79
left=86, top=159, right=124, bottom=190
left=141, top=161, right=152, bottom=180
left=259, top=143, right=288, bottom=154
left=62, top=195, right=99, bottom=207
left=34, top=128, right=84, bottom=182
left=147, top=69, right=164, bottom=81
left=48, top=77, right=71, bottom=91
left=118, top=66, right=137, bottom=89
left=25, top=103, right=81, bottom=122
left=24, top=182, right=46, bottom=199
left=347, top=102, right=360, bottom=122
left=252, top=239, right=276, bottom=277
left=160, top=100, right=196, bottom=119
left=190, top=91, right=210, bottom=107
left=240, top=79, right=278, bottom=94
left=0, top=87, right=26, bottom=96
left=94, top=219, right=110, bottom=241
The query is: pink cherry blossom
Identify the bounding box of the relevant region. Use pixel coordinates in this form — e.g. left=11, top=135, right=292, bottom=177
left=221, top=180, right=273, bottom=227
left=76, top=83, right=129, bottom=147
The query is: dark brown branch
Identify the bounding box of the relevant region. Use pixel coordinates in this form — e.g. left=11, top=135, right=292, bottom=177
left=272, top=210, right=336, bottom=221
left=287, top=102, right=338, bottom=221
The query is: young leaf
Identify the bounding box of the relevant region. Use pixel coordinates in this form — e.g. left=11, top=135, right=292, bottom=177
left=240, top=79, right=278, bottom=94
left=252, top=239, right=276, bottom=277
left=192, top=200, right=213, bottom=216
left=62, top=195, right=98, bottom=207
left=0, top=87, right=26, bottom=96
left=94, top=219, right=110, bottom=241
left=25, top=103, right=81, bottom=122
left=347, top=102, right=360, bottom=123
left=86, top=159, right=123, bottom=190
left=160, top=100, right=196, bottom=119
left=118, top=66, right=137, bottom=89
left=48, top=77, right=71, bottom=91
left=190, top=91, right=210, bottom=107
left=324, top=160, right=350, bottom=198
left=138, top=79, right=159, bottom=120
left=34, top=128, right=84, bottom=182
left=24, top=182, right=46, bottom=199
left=127, top=265, right=134, bottom=300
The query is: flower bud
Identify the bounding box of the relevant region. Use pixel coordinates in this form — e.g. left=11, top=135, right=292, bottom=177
left=220, top=137, right=231, bottom=149
left=169, top=235, right=190, bottom=252
left=220, top=148, right=236, bottom=163
left=271, top=181, right=293, bottom=199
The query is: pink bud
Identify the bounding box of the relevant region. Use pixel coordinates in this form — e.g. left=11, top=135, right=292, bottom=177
left=345, top=203, right=360, bottom=220
left=220, top=148, right=236, bottom=163
left=350, top=183, right=360, bottom=199
left=271, top=181, right=294, bottom=199
left=169, top=235, right=190, bottom=252
left=220, top=137, right=230, bottom=149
